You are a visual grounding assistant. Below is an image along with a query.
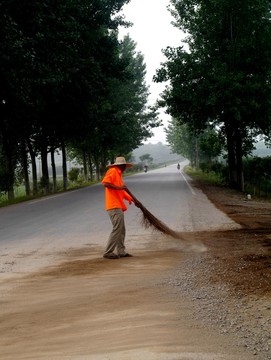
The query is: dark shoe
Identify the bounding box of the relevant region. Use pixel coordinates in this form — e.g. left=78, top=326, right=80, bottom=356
left=119, top=253, right=133, bottom=258
left=103, top=253, right=120, bottom=259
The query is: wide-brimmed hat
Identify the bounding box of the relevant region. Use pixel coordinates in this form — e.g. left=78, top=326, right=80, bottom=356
left=107, top=156, right=133, bottom=168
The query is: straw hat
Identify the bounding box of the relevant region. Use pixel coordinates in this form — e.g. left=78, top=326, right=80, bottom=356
left=108, top=156, right=133, bottom=168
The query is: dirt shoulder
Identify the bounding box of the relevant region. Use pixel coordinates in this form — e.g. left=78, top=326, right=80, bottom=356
left=194, top=180, right=271, bottom=297
left=176, top=179, right=271, bottom=359
left=0, top=180, right=270, bottom=359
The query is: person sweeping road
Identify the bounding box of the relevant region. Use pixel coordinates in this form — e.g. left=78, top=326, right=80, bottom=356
left=102, top=156, right=139, bottom=259
left=102, top=157, right=199, bottom=260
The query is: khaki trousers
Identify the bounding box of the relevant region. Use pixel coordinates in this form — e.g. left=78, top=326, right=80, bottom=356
left=104, top=208, right=126, bottom=255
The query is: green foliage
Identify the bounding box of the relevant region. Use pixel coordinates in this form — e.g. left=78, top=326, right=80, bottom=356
left=0, top=168, right=13, bottom=193
left=188, top=156, right=271, bottom=197
left=93, top=35, right=160, bottom=155
left=70, top=34, right=161, bottom=174
left=166, top=119, right=223, bottom=166
left=184, top=166, right=226, bottom=186
left=38, top=176, right=51, bottom=192
left=139, top=154, right=153, bottom=164
left=1, top=0, right=159, bottom=196
left=199, top=131, right=224, bottom=161
left=68, top=167, right=80, bottom=182
left=199, top=161, right=228, bottom=184
left=243, top=156, right=271, bottom=196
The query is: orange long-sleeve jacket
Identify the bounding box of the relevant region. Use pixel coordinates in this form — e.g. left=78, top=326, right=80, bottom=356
left=102, top=167, right=132, bottom=211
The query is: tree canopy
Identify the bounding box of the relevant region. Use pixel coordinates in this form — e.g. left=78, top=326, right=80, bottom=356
left=155, top=0, right=271, bottom=190
left=0, top=0, right=160, bottom=196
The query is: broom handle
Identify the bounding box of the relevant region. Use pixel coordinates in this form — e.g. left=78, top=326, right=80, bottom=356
left=124, top=187, right=142, bottom=207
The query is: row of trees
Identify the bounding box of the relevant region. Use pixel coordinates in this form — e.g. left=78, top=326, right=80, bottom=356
left=165, top=119, right=223, bottom=169
left=0, top=0, right=160, bottom=199
left=155, top=0, right=271, bottom=191
left=166, top=117, right=271, bottom=196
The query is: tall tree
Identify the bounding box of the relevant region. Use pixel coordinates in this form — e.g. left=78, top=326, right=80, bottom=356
left=0, top=1, right=33, bottom=198
left=99, top=35, right=160, bottom=155
left=155, top=0, right=271, bottom=190
left=70, top=34, right=160, bottom=171
left=166, top=119, right=222, bottom=167
left=0, top=0, right=131, bottom=194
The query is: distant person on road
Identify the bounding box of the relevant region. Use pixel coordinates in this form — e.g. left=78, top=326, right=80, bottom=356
left=177, top=163, right=180, bottom=170
left=102, top=156, right=136, bottom=259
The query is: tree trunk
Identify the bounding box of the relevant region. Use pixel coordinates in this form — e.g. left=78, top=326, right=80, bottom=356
left=100, top=152, right=108, bottom=176
left=235, top=130, right=244, bottom=192
left=51, top=149, right=57, bottom=192
left=225, top=122, right=238, bottom=188
left=82, top=151, right=88, bottom=180
left=95, top=158, right=100, bottom=181
left=225, top=122, right=245, bottom=191
left=1, top=124, right=15, bottom=200
left=194, top=139, right=199, bottom=170
left=21, top=140, right=30, bottom=196
left=8, top=188, right=14, bottom=200
left=27, top=140, right=38, bottom=195
left=87, top=153, right=93, bottom=181
left=40, top=143, right=50, bottom=194
left=61, top=141, right=68, bottom=190
left=4, top=147, right=14, bottom=200
left=6, top=153, right=14, bottom=200
left=227, top=142, right=237, bottom=188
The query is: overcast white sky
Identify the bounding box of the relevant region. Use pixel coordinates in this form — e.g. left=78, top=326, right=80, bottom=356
left=119, top=0, right=184, bottom=143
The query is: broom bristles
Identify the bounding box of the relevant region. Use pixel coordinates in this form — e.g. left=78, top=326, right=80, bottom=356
left=126, top=188, right=183, bottom=240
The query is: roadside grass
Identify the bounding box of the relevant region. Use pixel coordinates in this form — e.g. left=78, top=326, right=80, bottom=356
left=184, top=165, right=226, bottom=186
left=0, top=167, right=148, bottom=208
left=185, top=165, right=271, bottom=201
left=0, top=180, right=98, bottom=208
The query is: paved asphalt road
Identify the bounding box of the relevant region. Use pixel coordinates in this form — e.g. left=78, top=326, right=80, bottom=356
left=0, top=160, right=239, bottom=273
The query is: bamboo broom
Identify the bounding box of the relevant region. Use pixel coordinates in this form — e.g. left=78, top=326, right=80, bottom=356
left=125, top=187, right=183, bottom=240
